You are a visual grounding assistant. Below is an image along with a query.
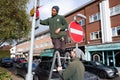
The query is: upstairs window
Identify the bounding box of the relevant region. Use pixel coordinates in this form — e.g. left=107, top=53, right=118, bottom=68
left=112, top=26, right=120, bottom=36
left=78, top=19, right=85, bottom=26
left=89, top=13, right=100, bottom=23
left=110, top=4, right=120, bottom=16
left=90, top=31, right=101, bottom=40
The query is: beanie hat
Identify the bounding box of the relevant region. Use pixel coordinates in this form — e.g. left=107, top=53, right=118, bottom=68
left=52, top=6, right=59, bottom=13
left=72, top=48, right=81, bottom=58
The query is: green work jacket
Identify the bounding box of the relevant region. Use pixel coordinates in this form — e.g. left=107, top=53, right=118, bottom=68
left=61, top=58, right=85, bottom=80
left=40, top=15, right=68, bottom=39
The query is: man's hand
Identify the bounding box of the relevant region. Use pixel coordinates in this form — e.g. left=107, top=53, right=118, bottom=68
left=57, top=66, right=62, bottom=71
left=55, top=28, right=61, bottom=34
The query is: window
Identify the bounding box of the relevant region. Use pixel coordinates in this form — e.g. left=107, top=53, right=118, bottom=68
left=112, top=28, right=116, bottom=36
left=93, top=54, right=100, bottom=62
left=11, top=49, right=14, bottom=51
left=117, top=27, right=120, bottom=35
left=35, top=45, right=39, bottom=48
left=40, top=44, right=44, bottom=48
left=90, top=31, right=101, bottom=40
left=89, top=13, right=100, bottom=23
left=110, top=4, right=120, bottom=16
left=112, top=26, right=120, bottom=36
left=78, top=19, right=85, bottom=26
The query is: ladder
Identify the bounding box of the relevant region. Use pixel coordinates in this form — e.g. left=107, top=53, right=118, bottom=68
left=48, top=50, right=70, bottom=80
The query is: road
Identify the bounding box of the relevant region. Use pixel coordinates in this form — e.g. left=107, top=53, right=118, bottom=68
left=6, top=66, right=120, bottom=80
left=7, top=66, right=24, bottom=80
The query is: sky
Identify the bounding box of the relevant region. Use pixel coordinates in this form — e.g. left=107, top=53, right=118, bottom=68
left=27, top=0, right=92, bottom=34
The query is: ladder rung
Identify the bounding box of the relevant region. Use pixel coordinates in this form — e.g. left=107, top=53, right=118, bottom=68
left=50, top=79, right=59, bottom=80
left=53, top=69, right=57, bottom=71
left=52, top=69, right=65, bottom=71
left=56, top=57, right=70, bottom=59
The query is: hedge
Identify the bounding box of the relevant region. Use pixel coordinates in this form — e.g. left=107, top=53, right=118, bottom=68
left=0, top=67, right=12, bottom=80
left=0, top=50, right=10, bottom=58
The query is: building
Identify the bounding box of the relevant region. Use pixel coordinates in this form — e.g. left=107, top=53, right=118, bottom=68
left=65, top=0, right=120, bottom=67
left=11, top=0, right=120, bottom=67
left=13, top=30, right=53, bottom=58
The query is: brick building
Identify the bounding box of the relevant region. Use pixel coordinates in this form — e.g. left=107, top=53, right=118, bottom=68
left=65, top=0, right=120, bottom=67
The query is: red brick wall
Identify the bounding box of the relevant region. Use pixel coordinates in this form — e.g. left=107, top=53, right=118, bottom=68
left=66, top=0, right=120, bottom=47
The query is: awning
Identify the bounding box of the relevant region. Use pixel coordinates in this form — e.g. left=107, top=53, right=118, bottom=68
left=40, top=52, right=53, bottom=57
left=40, top=49, right=54, bottom=57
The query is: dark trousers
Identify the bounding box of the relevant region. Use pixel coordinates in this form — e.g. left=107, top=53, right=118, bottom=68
left=52, top=37, right=67, bottom=68
left=52, top=37, right=66, bottom=53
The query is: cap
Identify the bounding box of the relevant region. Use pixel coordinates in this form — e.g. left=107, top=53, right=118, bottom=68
left=72, top=48, right=81, bottom=58
left=52, top=6, right=59, bottom=13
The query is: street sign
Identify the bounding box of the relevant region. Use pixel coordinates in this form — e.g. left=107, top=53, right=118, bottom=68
left=30, top=8, right=39, bottom=20
left=30, top=8, right=34, bottom=17
left=69, top=21, right=84, bottom=43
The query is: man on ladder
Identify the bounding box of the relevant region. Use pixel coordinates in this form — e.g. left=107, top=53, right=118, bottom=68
left=40, top=5, right=68, bottom=80
left=40, top=5, right=68, bottom=55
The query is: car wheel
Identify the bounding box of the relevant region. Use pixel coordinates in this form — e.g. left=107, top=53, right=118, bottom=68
left=99, top=71, right=107, bottom=79
left=33, top=75, right=39, bottom=80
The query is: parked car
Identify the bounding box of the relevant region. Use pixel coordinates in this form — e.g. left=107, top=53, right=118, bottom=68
left=14, top=58, right=27, bottom=64
left=14, top=54, right=99, bottom=80
left=82, top=60, right=118, bottom=79
left=15, top=62, right=37, bottom=78
left=33, top=59, right=99, bottom=80
left=0, top=57, right=13, bottom=67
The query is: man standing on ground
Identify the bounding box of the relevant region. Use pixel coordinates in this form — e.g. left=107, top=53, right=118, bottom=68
left=40, top=6, right=68, bottom=54
left=57, top=48, right=85, bottom=80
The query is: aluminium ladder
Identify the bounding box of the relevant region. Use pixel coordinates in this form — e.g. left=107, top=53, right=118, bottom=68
left=48, top=50, right=70, bottom=80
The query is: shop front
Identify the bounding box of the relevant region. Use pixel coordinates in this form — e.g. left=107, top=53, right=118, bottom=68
left=86, top=43, right=120, bottom=67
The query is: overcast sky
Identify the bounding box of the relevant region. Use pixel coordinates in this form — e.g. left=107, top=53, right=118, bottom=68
left=27, top=0, right=92, bottom=34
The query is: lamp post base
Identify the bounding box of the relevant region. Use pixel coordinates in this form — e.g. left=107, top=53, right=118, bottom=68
left=25, top=73, right=33, bottom=80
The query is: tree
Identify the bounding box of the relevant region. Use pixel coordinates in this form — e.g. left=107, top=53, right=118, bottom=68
left=0, top=0, right=31, bottom=46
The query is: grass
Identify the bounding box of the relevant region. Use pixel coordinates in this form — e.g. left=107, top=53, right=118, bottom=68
left=0, top=67, right=12, bottom=80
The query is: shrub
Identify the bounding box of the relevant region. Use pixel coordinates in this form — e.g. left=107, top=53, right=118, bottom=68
left=0, top=50, right=10, bottom=58
left=0, top=67, right=12, bottom=80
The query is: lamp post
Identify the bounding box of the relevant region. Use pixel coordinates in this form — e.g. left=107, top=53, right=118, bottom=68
left=25, top=0, right=38, bottom=80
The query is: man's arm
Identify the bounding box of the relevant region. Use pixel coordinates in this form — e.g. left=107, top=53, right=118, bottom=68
left=57, top=63, right=75, bottom=80
left=40, top=18, right=49, bottom=25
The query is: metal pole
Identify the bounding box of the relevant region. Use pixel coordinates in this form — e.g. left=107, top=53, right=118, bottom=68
left=75, top=43, right=79, bottom=56
left=25, top=0, right=37, bottom=80
left=74, top=13, right=86, bottom=60
left=76, top=43, right=78, bottom=49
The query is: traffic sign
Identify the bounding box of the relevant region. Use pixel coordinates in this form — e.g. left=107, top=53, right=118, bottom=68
left=69, top=21, right=84, bottom=43
left=30, top=8, right=34, bottom=17
left=30, top=7, right=39, bottom=20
